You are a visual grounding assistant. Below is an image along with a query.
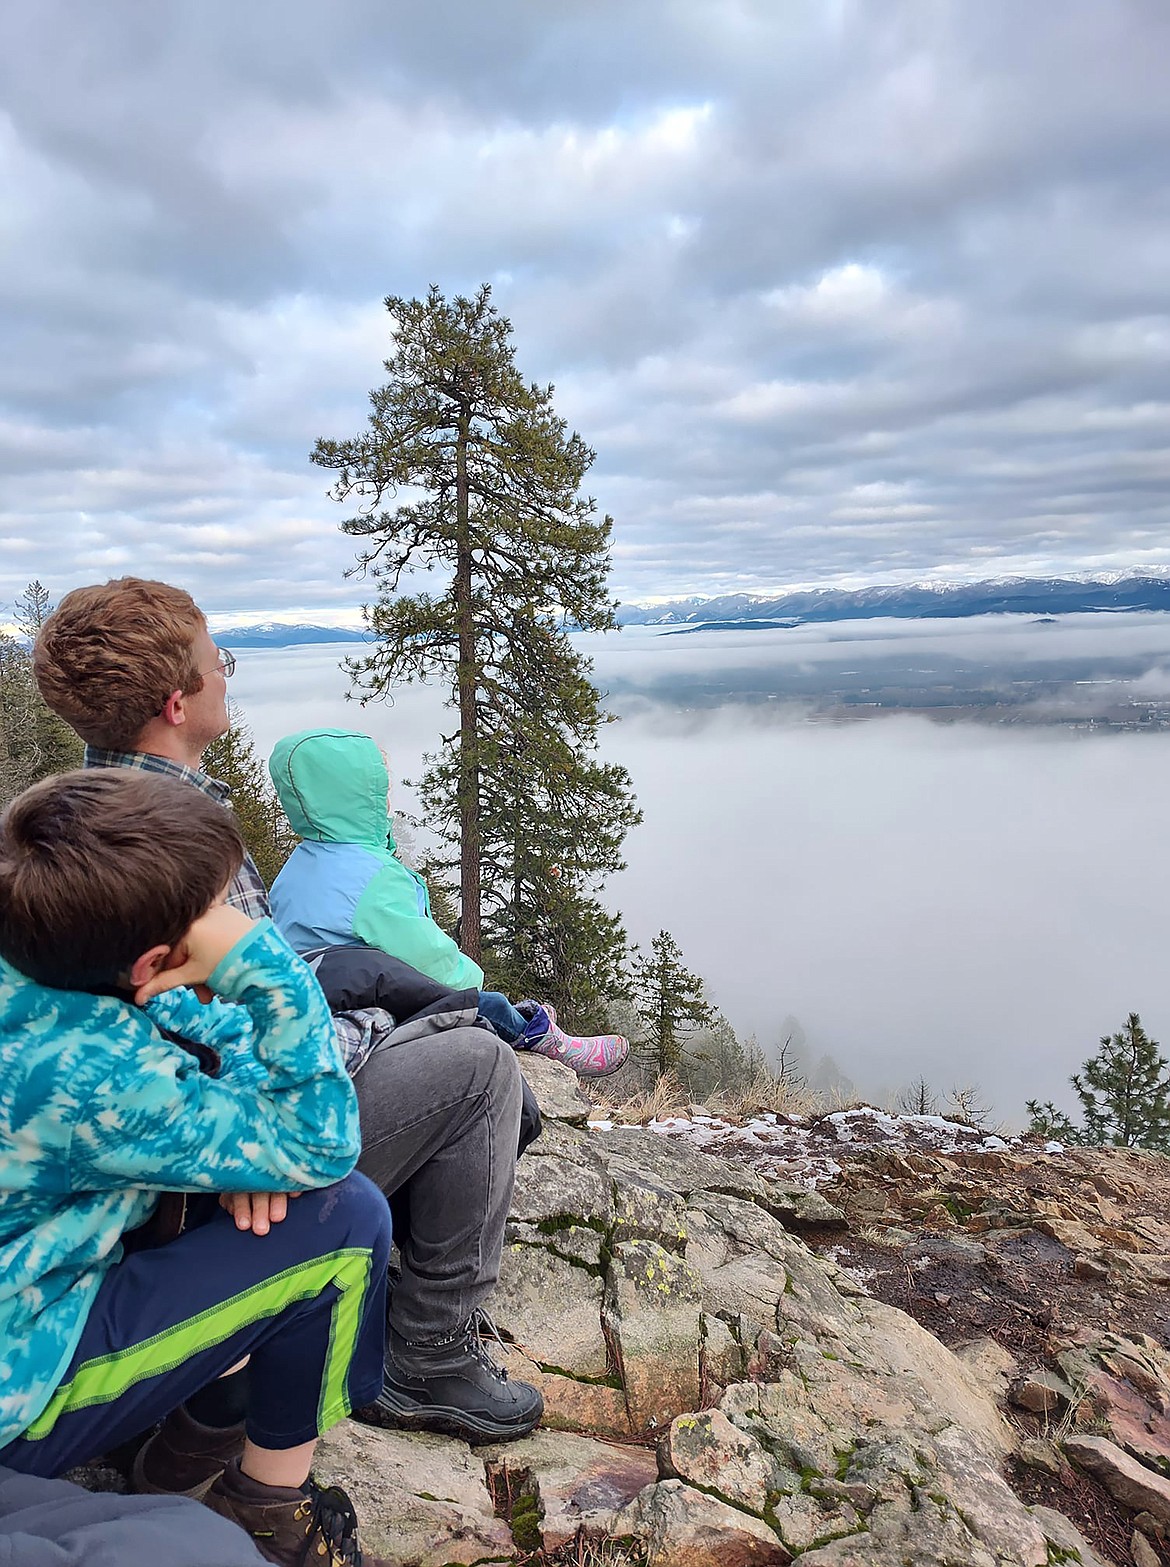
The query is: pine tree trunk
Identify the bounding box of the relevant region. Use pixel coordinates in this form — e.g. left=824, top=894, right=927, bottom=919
left=658, top=970, right=672, bottom=1077
left=455, top=413, right=482, bottom=962
left=511, top=746, right=522, bottom=973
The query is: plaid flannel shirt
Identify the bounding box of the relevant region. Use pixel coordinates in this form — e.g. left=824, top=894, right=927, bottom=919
left=82, top=746, right=272, bottom=920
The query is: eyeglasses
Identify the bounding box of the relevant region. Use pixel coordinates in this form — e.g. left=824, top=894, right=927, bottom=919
left=199, top=648, right=236, bottom=680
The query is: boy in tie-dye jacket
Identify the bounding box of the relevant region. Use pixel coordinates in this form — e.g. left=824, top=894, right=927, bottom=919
left=0, top=769, right=393, bottom=1567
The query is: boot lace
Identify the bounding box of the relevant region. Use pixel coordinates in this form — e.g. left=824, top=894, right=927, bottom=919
left=295, top=1480, right=364, bottom=1566
left=466, top=1307, right=509, bottom=1383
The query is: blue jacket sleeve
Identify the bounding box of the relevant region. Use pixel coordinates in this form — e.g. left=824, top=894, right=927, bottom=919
left=144, top=988, right=267, bottom=1084
left=69, top=921, right=361, bottom=1194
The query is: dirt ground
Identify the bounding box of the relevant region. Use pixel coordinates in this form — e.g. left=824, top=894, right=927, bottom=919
left=799, top=1143, right=1170, bottom=1566
left=807, top=1219, right=1170, bottom=1360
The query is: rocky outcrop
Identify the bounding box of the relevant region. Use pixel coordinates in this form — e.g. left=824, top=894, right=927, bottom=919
left=822, top=1136, right=1170, bottom=1558
left=322, top=1061, right=1108, bottom=1566
left=828, top=1138, right=1170, bottom=1289
left=782, top=1117, right=1170, bottom=1564
left=1064, top=1436, right=1170, bottom=1526
left=312, top=1423, right=514, bottom=1565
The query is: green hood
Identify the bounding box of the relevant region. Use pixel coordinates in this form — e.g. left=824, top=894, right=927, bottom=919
left=269, top=728, right=393, bottom=849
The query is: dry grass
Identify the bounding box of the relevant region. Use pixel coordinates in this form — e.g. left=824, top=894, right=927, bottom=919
left=713, top=1078, right=821, bottom=1119
left=587, top=1071, right=689, bottom=1124
left=517, top=1538, right=646, bottom=1566
left=856, top=1224, right=904, bottom=1249
left=588, top=1071, right=823, bottom=1125
left=1041, top=1377, right=1103, bottom=1444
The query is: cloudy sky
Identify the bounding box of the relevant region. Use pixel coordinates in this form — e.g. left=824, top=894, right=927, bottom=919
left=2, top=1, right=1168, bottom=622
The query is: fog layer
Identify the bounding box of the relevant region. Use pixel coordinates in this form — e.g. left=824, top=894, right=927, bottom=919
left=232, top=621, right=1170, bottom=1124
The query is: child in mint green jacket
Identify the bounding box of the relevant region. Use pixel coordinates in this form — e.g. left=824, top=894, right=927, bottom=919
left=268, top=727, right=628, bottom=1078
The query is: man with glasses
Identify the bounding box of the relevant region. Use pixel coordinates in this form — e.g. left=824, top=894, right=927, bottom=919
left=31, top=580, right=266, bottom=919
left=31, top=577, right=542, bottom=1493
left=82, top=639, right=266, bottom=922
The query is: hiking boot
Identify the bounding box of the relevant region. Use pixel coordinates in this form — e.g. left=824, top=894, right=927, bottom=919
left=205, top=1458, right=387, bottom=1566
left=518, top=1000, right=629, bottom=1078
left=131, top=1403, right=245, bottom=1499
left=359, top=1310, right=544, bottom=1444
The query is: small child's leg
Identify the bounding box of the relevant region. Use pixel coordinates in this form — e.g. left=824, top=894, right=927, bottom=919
left=0, top=1173, right=391, bottom=1481
left=476, top=990, right=630, bottom=1077
left=508, top=999, right=631, bottom=1079
left=474, top=990, right=532, bottom=1042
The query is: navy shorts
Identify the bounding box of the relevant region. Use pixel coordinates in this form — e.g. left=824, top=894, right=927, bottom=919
left=0, top=1173, right=391, bottom=1477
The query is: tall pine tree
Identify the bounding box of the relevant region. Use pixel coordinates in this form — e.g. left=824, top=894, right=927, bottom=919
left=1070, top=1013, right=1170, bottom=1149
left=414, top=628, right=640, bottom=1030
left=312, top=284, right=624, bottom=964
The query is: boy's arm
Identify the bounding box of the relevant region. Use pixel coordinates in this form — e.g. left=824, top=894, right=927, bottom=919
left=70, top=918, right=361, bottom=1194
left=144, top=987, right=266, bottom=1082
left=355, top=866, right=485, bottom=990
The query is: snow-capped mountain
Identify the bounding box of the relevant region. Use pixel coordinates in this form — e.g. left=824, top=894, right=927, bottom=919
left=213, top=623, right=368, bottom=647
left=212, top=573, right=1170, bottom=646
left=615, top=573, right=1170, bottom=629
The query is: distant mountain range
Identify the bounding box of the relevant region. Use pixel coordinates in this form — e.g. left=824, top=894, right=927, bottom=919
left=216, top=622, right=369, bottom=647
left=217, top=574, right=1170, bottom=646
left=615, top=573, right=1170, bottom=629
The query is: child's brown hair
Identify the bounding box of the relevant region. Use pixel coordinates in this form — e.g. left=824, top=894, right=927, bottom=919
left=0, top=770, right=244, bottom=990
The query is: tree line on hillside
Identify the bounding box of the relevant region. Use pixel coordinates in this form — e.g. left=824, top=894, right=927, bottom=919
left=0, top=581, right=83, bottom=802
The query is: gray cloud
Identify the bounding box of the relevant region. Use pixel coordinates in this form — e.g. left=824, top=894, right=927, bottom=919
left=1, top=0, right=1168, bottom=616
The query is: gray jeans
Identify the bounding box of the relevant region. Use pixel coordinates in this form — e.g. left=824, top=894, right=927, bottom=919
left=352, top=1026, right=522, bottom=1343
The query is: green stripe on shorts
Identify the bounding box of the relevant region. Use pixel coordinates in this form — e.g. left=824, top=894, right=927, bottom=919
left=25, top=1245, right=372, bottom=1441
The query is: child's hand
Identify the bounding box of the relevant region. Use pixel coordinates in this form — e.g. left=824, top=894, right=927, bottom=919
left=219, top=1190, right=300, bottom=1235
left=134, top=904, right=256, bottom=1005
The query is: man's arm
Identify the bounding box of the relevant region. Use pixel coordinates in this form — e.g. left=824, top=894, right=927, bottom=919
left=223, top=850, right=271, bottom=921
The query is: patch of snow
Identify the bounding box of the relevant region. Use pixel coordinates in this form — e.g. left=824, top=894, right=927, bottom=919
left=1045, top=1140, right=1066, bottom=1155
left=836, top=1264, right=876, bottom=1291
left=743, top=1118, right=779, bottom=1137
left=587, top=1120, right=614, bottom=1131
left=586, top=1103, right=1045, bottom=1192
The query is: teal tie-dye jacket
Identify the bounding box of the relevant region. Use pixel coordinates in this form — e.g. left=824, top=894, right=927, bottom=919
left=0, top=919, right=361, bottom=1449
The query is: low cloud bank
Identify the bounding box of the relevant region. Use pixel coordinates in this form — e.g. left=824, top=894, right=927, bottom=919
left=234, top=627, right=1170, bottom=1125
